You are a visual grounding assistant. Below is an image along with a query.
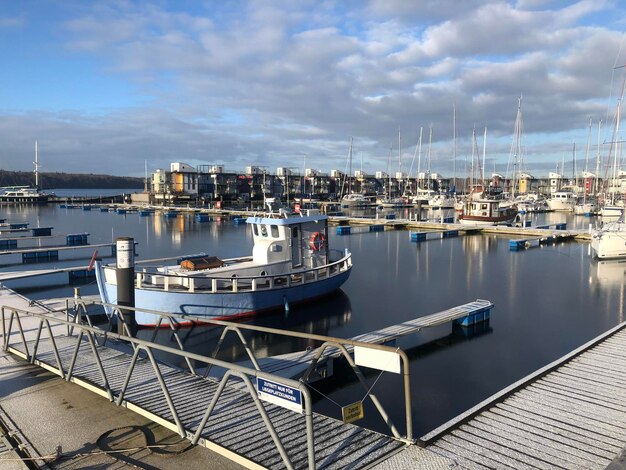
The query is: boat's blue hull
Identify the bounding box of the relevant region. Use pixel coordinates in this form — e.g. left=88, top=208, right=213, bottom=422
left=97, top=267, right=352, bottom=326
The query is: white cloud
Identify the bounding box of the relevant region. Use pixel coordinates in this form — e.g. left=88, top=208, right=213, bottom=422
left=0, top=0, right=624, bottom=177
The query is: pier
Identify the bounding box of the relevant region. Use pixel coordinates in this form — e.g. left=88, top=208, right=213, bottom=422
left=2, top=291, right=626, bottom=468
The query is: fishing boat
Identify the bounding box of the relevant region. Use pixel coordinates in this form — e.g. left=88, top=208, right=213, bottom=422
left=591, top=210, right=626, bottom=259
left=95, top=209, right=353, bottom=326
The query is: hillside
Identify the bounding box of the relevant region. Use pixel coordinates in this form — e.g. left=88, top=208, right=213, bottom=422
left=0, top=170, right=144, bottom=189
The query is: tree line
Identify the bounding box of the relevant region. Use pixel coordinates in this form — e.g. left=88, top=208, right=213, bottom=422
left=0, top=170, right=144, bottom=189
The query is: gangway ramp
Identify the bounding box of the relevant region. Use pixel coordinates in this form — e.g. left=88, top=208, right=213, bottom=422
left=256, top=299, right=493, bottom=379
left=1, top=296, right=407, bottom=469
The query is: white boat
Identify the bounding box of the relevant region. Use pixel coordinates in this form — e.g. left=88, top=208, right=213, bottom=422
left=95, top=210, right=353, bottom=325
left=340, top=193, right=371, bottom=207
left=591, top=211, right=626, bottom=259
left=574, top=199, right=599, bottom=216
left=547, top=188, right=577, bottom=212
left=428, top=194, right=456, bottom=208
left=0, top=141, right=49, bottom=204
left=600, top=202, right=624, bottom=219
left=0, top=186, right=49, bottom=204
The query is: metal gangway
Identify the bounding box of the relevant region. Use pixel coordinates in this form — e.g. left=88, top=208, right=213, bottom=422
left=1, top=294, right=417, bottom=469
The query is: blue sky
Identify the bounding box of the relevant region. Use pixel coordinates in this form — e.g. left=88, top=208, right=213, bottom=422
left=1, top=0, right=625, bottom=179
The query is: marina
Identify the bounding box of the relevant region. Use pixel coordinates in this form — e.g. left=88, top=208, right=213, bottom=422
left=0, top=201, right=624, bottom=468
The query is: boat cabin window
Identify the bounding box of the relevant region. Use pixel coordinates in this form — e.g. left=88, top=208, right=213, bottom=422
left=260, top=225, right=268, bottom=237
left=481, top=204, right=488, bottom=210
left=252, top=224, right=259, bottom=236
left=270, top=225, right=279, bottom=238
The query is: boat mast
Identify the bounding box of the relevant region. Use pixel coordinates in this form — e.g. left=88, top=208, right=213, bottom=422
left=417, top=127, right=423, bottom=190
left=453, top=104, right=457, bottom=194
left=387, top=143, right=392, bottom=197
left=34, top=140, right=40, bottom=189
left=427, top=126, right=432, bottom=190
left=482, top=127, right=487, bottom=193
left=398, top=127, right=402, bottom=196
left=595, top=120, right=602, bottom=195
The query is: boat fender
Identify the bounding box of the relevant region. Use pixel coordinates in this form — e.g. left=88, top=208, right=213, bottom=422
left=309, top=232, right=327, bottom=251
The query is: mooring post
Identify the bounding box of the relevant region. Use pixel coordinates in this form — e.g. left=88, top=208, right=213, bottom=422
left=116, top=237, right=136, bottom=336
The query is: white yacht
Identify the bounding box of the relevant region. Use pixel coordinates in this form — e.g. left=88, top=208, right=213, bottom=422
left=591, top=211, right=626, bottom=259
left=547, top=189, right=577, bottom=212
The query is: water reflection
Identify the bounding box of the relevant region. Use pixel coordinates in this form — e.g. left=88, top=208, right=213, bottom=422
left=141, top=290, right=352, bottom=368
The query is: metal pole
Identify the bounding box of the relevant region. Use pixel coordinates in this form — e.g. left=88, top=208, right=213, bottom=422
left=116, top=237, right=136, bottom=336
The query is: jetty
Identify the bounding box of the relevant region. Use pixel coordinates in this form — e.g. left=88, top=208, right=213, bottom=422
left=3, top=290, right=626, bottom=468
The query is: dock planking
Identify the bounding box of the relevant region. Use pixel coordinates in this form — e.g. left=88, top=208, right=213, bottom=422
left=256, top=300, right=493, bottom=379
left=419, top=320, right=626, bottom=469
left=1, top=289, right=406, bottom=469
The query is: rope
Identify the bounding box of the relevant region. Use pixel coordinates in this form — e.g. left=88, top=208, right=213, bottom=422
left=0, top=425, right=194, bottom=465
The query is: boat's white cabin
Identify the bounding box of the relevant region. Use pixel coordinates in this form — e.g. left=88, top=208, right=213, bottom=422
left=247, top=213, right=329, bottom=270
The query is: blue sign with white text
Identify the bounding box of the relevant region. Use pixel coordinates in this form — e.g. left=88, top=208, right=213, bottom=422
left=256, top=377, right=303, bottom=413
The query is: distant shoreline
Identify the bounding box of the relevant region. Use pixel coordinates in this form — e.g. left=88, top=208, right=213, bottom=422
left=0, top=170, right=143, bottom=189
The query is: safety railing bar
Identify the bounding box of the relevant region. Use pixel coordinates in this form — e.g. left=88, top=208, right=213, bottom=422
left=31, top=319, right=44, bottom=362
left=66, top=330, right=84, bottom=382
left=237, top=372, right=296, bottom=470
left=302, top=341, right=403, bottom=440
left=3, top=306, right=339, bottom=393
left=85, top=329, right=114, bottom=402
left=14, top=312, right=31, bottom=362
left=44, top=318, right=67, bottom=380
left=1, top=308, right=5, bottom=347
left=135, top=252, right=350, bottom=284
left=191, top=370, right=234, bottom=444
left=334, top=342, right=402, bottom=440
left=232, top=327, right=262, bottom=372
left=168, top=321, right=196, bottom=376
left=144, top=346, right=186, bottom=437
left=115, top=345, right=142, bottom=406
left=191, top=370, right=297, bottom=470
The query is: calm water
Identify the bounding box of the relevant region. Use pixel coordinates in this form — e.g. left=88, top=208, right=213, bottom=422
left=1, top=204, right=624, bottom=437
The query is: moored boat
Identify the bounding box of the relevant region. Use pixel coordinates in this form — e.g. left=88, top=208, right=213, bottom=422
left=0, top=186, right=49, bottom=204
left=591, top=210, right=626, bottom=259
left=95, top=210, right=353, bottom=325
left=458, top=184, right=518, bottom=226
left=547, top=188, right=577, bottom=212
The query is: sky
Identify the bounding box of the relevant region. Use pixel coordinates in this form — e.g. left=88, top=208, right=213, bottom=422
left=1, top=0, right=626, bottom=180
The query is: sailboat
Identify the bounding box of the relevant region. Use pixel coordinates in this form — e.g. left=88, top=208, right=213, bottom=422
left=339, top=139, right=370, bottom=207
left=0, top=141, right=50, bottom=204
left=458, top=129, right=518, bottom=226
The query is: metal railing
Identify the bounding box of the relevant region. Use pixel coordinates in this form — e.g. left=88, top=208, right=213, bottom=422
left=1, top=297, right=413, bottom=468
left=110, top=249, right=352, bottom=294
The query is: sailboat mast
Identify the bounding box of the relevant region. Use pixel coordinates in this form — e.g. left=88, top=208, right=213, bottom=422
left=453, top=104, right=457, bottom=193
left=427, top=127, right=432, bottom=189
left=34, top=140, right=39, bottom=189
left=482, top=127, right=487, bottom=191
left=595, top=120, right=602, bottom=194
left=417, top=127, right=423, bottom=189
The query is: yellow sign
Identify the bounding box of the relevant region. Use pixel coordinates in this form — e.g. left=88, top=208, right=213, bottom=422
left=342, top=401, right=364, bottom=424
